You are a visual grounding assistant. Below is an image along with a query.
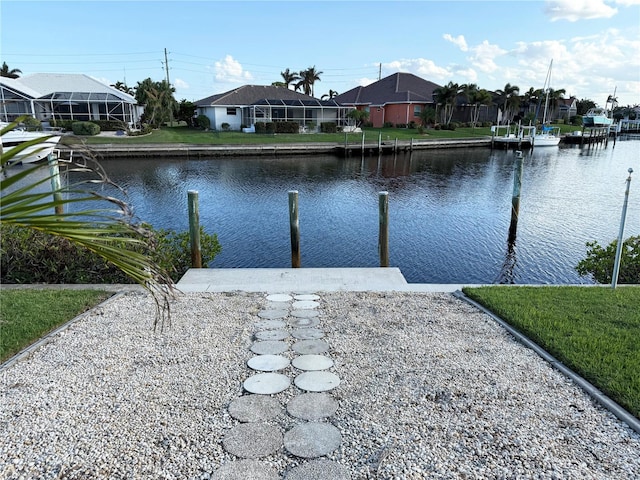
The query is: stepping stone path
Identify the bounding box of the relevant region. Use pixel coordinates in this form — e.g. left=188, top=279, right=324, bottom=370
left=214, top=293, right=349, bottom=478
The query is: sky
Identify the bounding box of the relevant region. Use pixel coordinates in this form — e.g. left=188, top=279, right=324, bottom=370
left=1, top=0, right=639, bottom=107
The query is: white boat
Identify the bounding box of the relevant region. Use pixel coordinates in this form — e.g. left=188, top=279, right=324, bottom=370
left=1, top=122, right=61, bottom=164
left=533, top=60, right=561, bottom=147
left=583, top=107, right=613, bottom=127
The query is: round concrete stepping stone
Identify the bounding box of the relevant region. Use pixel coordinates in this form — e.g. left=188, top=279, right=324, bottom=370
left=244, top=373, right=290, bottom=394
left=294, top=371, right=340, bottom=392
left=291, top=354, right=334, bottom=371
left=223, top=423, right=283, bottom=458
left=250, top=341, right=288, bottom=355
left=255, top=329, right=289, bottom=341
left=291, top=328, right=324, bottom=340
left=229, top=395, right=283, bottom=422
left=266, top=294, right=293, bottom=302
left=294, top=294, right=320, bottom=301
left=258, top=310, right=288, bottom=320
left=248, top=354, right=290, bottom=372
left=212, top=459, right=280, bottom=480
left=292, top=300, right=319, bottom=310
left=287, top=393, right=338, bottom=420
left=291, top=309, right=319, bottom=318
left=285, top=459, right=350, bottom=479
left=288, top=317, right=320, bottom=328
left=284, top=422, right=342, bottom=458
left=292, top=339, right=329, bottom=355
left=255, top=319, right=286, bottom=330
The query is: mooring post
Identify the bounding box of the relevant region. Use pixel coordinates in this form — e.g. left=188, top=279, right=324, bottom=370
left=378, top=132, right=382, bottom=152
left=394, top=138, right=398, bottom=153
left=361, top=131, right=365, bottom=152
left=378, top=191, right=389, bottom=267
left=289, top=190, right=301, bottom=268
left=410, top=137, right=414, bottom=151
left=344, top=131, right=348, bottom=151
left=188, top=190, right=202, bottom=268
left=47, top=153, right=64, bottom=215
left=508, top=151, right=524, bottom=242
left=612, top=168, right=633, bottom=288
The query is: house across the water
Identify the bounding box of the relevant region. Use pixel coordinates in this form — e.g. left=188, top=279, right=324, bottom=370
left=194, top=85, right=349, bottom=132
left=0, top=73, right=141, bottom=126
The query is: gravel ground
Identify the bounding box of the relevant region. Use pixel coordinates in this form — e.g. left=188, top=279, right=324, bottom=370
left=1, top=291, right=638, bottom=479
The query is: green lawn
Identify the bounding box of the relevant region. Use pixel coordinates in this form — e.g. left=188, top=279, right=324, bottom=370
left=0, top=289, right=111, bottom=363
left=463, top=286, right=640, bottom=418
left=70, top=125, right=497, bottom=146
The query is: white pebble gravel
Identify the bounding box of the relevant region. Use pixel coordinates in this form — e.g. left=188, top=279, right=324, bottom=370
left=1, top=290, right=638, bottom=479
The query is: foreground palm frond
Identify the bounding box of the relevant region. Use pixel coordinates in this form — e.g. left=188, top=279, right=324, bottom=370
left=1, top=117, right=175, bottom=329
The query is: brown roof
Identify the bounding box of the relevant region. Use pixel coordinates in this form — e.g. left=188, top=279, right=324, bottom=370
left=333, top=72, right=441, bottom=106
left=195, top=85, right=319, bottom=107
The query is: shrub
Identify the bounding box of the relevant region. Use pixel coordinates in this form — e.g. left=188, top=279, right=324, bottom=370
left=274, top=121, right=298, bottom=134
left=383, top=122, right=394, bottom=128
left=255, top=122, right=266, bottom=134
left=221, top=122, right=230, bottom=131
left=408, top=121, right=417, bottom=129
left=21, top=116, right=41, bottom=130
left=128, top=124, right=153, bottom=136
left=576, top=236, right=640, bottom=284
left=196, top=115, right=210, bottom=130
left=320, top=122, right=337, bottom=133
left=71, top=121, right=101, bottom=136
left=0, top=224, right=222, bottom=284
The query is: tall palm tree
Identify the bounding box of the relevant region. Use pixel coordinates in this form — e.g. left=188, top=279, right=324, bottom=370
left=495, top=83, right=520, bottom=124
left=280, top=68, right=300, bottom=90
left=544, top=88, right=566, bottom=123
left=296, top=66, right=323, bottom=97
left=434, top=81, right=461, bottom=124
left=1, top=118, right=174, bottom=328
left=321, top=90, right=339, bottom=100
left=469, top=88, right=493, bottom=128
left=1, top=62, right=22, bottom=78
left=111, top=81, right=135, bottom=96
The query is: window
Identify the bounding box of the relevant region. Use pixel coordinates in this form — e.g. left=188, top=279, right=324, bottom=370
left=226, top=107, right=237, bottom=115
left=414, top=105, right=422, bottom=117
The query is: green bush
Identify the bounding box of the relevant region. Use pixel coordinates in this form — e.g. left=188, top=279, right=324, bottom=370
left=196, top=115, right=210, bottom=130
left=71, top=121, right=101, bottom=136
left=0, top=224, right=222, bottom=284
left=320, top=122, right=337, bottom=133
left=21, top=116, right=41, bottom=130
left=221, top=122, right=230, bottom=131
left=576, top=236, right=640, bottom=284
left=274, top=121, right=298, bottom=134
left=89, top=120, right=127, bottom=131
left=383, top=122, right=394, bottom=128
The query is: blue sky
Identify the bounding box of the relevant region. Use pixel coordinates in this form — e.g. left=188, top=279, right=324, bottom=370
left=2, top=0, right=639, bottom=106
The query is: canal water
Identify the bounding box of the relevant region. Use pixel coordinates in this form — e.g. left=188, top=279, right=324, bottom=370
left=70, top=138, right=639, bottom=284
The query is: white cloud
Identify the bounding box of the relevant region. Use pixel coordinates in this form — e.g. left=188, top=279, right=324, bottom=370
left=443, top=34, right=468, bottom=51
left=382, top=58, right=451, bottom=81
left=544, top=0, right=618, bottom=22
left=174, top=78, right=188, bottom=89
left=358, top=77, right=377, bottom=87
left=214, top=55, right=253, bottom=83
left=467, top=40, right=507, bottom=73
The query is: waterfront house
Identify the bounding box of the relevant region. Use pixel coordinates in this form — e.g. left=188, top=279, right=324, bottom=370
left=0, top=73, right=141, bottom=126
left=557, top=97, right=578, bottom=122
left=194, top=85, right=348, bottom=132
left=332, top=72, right=441, bottom=128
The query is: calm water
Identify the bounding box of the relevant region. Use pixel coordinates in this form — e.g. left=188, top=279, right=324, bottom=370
left=67, top=139, right=639, bottom=284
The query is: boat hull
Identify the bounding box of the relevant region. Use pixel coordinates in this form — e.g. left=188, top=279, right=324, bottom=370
left=1, top=130, right=61, bottom=164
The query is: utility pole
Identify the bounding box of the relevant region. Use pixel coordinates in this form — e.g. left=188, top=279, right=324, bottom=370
left=379, top=63, right=382, bottom=81
left=164, top=47, right=174, bottom=127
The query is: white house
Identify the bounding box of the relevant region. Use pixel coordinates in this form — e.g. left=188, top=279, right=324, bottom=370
left=194, top=85, right=347, bottom=131
left=0, top=73, right=141, bottom=125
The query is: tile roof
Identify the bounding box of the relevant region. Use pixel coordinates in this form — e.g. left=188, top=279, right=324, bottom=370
left=333, top=73, right=441, bottom=106
left=194, top=85, right=329, bottom=107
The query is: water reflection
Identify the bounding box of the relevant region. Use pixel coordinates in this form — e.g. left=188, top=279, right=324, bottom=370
left=50, top=139, right=640, bottom=284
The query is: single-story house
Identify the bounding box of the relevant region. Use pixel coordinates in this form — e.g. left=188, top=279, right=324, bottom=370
left=332, top=73, right=441, bottom=128
left=194, top=85, right=348, bottom=132
left=0, top=73, right=141, bottom=125
left=557, top=97, right=578, bottom=122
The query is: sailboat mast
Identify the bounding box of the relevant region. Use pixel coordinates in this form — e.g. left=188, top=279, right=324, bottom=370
left=542, top=59, right=553, bottom=124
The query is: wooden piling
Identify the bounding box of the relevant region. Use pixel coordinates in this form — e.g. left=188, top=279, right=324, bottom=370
left=508, top=151, right=524, bottom=243
left=188, top=190, right=202, bottom=268
left=289, top=190, right=301, bottom=268
left=378, top=191, right=389, bottom=267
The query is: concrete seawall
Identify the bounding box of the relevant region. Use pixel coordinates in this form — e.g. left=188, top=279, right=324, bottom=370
left=68, top=137, right=493, bottom=159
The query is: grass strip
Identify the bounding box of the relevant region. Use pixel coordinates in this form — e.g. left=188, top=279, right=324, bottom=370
left=0, top=289, right=111, bottom=363
left=463, top=286, right=640, bottom=418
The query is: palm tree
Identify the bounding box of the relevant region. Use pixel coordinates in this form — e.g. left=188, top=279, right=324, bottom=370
left=111, top=81, right=135, bottom=96
left=545, top=88, right=566, bottom=122
left=280, top=68, right=300, bottom=90
left=433, top=81, right=461, bottom=124
left=321, top=90, right=339, bottom=100
left=135, top=78, right=176, bottom=127
left=1, top=118, right=174, bottom=328
left=495, top=83, right=520, bottom=124
left=469, top=89, right=493, bottom=128
left=296, top=66, right=323, bottom=97
left=1, top=62, right=22, bottom=78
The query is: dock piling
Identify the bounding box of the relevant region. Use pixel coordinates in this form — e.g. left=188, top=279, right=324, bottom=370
left=188, top=190, right=202, bottom=268
left=289, top=190, right=301, bottom=268
left=378, top=191, right=389, bottom=267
